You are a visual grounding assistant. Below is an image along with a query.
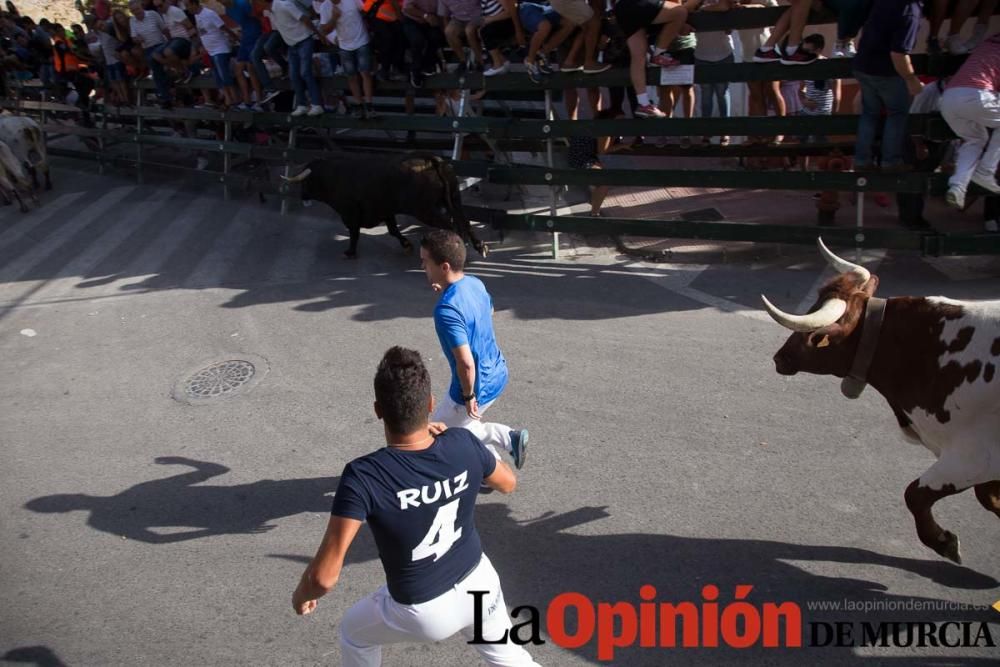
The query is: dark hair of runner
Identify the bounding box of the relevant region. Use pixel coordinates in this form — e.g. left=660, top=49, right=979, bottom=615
left=374, top=347, right=432, bottom=435
left=420, top=229, right=466, bottom=272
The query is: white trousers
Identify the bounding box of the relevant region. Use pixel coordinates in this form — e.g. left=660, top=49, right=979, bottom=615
left=941, top=86, right=1000, bottom=193
left=339, top=554, right=541, bottom=667
left=432, top=394, right=513, bottom=458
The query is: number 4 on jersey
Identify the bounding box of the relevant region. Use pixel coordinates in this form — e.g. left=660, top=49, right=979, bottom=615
left=412, top=498, right=463, bottom=562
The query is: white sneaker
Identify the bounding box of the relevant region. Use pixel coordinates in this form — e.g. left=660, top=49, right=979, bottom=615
left=307, top=104, right=324, bottom=116
left=832, top=40, right=856, bottom=58
left=985, top=219, right=999, bottom=233
left=483, top=62, right=509, bottom=77
left=966, top=24, right=988, bottom=51
left=945, top=186, right=966, bottom=209
left=196, top=156, right=209, bottom=170
left=971, top=170, right=1000, bottom=193
left=290, top=105, right=309, bottom=116
left=947, top=35, right=970, bottom=54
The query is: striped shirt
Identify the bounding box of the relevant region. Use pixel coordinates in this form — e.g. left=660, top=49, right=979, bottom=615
left=129, top=11, right=168, bottom=48
left=801, top=79, right=834, bottom=116
left=947, top=36, right=1000, bottom=92
left=438, top=0, right=481, bottom=21
left=480, top=0, right=503, bottom=17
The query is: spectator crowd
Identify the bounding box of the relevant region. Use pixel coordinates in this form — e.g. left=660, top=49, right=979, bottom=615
left=1, top=0, right=998, bottom=229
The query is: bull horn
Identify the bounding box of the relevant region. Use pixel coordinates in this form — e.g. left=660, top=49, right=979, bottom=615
left=279, top=168, right=311, bottom=183
left=817, top=237, right=871, bottom=283
left=761, top=295, right=848, bottom=332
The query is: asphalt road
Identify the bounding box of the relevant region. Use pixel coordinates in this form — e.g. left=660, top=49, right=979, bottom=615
left=1, top=162, right=999, bottom=666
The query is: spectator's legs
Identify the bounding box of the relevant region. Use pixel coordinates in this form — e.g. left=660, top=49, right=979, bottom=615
left=145, top=45, right=171, bottom=104
left=928, top=0, right=948, bottom=44
left=945, top=0, right=978, bottom=43
left=264, top=31, right=288, bottom=71
left=361, top=72, right=374, bottom=103
left=527, top=22, right=553, bottom=63
left=464, top=22, right=483, bottom=66
left=942, top=88, right=1000, bottom=195
left=651, top=4, right=689, bottom=54
left=402, top=18, right=427, bottom=76
left=296, top=38, right=321, bottom=106
left=250, top=33, right=275, bottom=90
left=626, top=29, right=651, bottom=106
left=582, top=0, right=603, bottom=69
left=347, top=73, right=362, bottom=104
left=588, top=164, right=608, bottom=215
left=541, top=21, right=577, bottom=55
left=853, top=71, right=881, bottom=168
left=444, top=19, right=466, bottom=67
left=287, top=40, right=306, bottom=108
left=879, top=75, right=911, bottom=168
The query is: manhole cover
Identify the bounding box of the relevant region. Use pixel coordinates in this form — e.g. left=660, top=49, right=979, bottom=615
left=185, top=360, right=255, bottom=398
left=172, top=355, right=269, bottom=404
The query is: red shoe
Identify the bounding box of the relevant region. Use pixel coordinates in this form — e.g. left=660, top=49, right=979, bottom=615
left=780, top=48, right=818, bottom=65
left=752, top=48, right=780, bottom=63
left=650, top=53, right=681, bottom=68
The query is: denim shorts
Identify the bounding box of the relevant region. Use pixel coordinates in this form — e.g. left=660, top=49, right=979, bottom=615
left=339, top=43, right=373, bottom=75
left=210, top=51, right=235, bottom=87
left=237, top=29, right=261, bottom=63
left=164, top=37, right=191, bottom=61
left=519, top=2, right=562, bottom=33
left=106, top=61, right=127, bottom=81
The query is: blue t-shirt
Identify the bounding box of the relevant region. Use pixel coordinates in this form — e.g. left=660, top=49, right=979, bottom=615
left=434, top=275, right=508, bottom=406
left=227, top=0, right=262, bottom=38
left=853, top=0, right=921, bottom=77
left=331, top=428, right=497, bottom=604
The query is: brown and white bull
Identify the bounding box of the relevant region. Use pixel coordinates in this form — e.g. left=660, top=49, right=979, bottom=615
left=763, top=238, right=1000, bottom=564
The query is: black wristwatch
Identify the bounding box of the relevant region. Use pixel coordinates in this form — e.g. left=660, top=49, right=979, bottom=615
left=462, top=393, right=476, bottom=402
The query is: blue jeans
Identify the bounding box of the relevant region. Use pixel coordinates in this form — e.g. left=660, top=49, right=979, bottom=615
left=696, top=55, right=731, bottom=118
left=251, top=32, right=286, bottom=90
left=145, top=44, right=171, bottom=103
left=854, top=70, right=910, bottom=168
left=287, top=37, right=321, bottom=107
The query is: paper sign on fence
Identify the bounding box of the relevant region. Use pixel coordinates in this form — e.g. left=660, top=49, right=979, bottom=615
left=659, top=65, right=695, bottom=86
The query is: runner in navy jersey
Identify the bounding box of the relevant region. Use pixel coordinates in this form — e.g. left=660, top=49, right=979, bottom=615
left=292, top=347, right=539, bottom=666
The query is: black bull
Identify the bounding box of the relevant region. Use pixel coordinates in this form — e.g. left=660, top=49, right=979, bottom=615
left=281, top=153, right=488, bottom=258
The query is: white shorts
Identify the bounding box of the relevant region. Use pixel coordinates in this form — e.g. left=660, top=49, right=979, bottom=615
left=340, top=554, right=541, bottom=666
left=432, top=393, right=513, bottom=458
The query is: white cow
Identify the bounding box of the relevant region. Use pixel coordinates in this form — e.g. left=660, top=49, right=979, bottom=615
left=0, top=113, right=50, bottom=191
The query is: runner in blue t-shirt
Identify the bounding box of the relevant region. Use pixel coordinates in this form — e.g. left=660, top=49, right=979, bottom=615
left=419, top=230, right=528, bottom=471
left=291, top=347, right=539, bottom=666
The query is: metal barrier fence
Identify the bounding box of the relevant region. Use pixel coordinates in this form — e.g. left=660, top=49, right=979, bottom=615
left=4, top=5, right=999, bottom=256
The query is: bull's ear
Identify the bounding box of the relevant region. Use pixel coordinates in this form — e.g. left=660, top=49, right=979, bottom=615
left=857, top=275, right=880, bottom=297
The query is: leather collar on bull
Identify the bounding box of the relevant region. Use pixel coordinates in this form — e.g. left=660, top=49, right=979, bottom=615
left=840, top=296, right=888, bottom=399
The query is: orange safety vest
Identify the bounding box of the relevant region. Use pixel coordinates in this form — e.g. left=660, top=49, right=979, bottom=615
left=363, top=0, right=399, bottom=22
left=52, top=36, right=80, bottom=73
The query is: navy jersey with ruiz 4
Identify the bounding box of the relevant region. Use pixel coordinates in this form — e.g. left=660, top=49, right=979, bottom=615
left=330, top=427, right=540, bottom=666
left=332, top=428, right=494, bottom=604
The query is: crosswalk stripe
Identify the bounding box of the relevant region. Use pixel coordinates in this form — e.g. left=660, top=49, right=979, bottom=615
left=0, top=186, right=135, bottom=285
left=22, top=189, right=177, bottom=305
left=185, top=205, right=262, bottom=288
left=0, top=191, right=87, bottom=253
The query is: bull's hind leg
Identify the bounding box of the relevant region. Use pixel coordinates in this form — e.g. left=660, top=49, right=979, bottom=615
left=904, top=479, right=966, bottom=564
left=974, top=481, right=1000, bottom=519
left=386, top=217, right=413, bottom=254
left=345, top=225, right=361, bottom=259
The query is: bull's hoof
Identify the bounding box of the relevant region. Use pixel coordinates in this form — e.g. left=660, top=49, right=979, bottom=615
left=934, top=531, right=962, bottom=564
left=476, top=243, right=489, bottom=258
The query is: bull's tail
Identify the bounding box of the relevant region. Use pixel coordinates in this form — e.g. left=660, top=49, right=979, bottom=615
left=429, top=156, right=487, bottom=257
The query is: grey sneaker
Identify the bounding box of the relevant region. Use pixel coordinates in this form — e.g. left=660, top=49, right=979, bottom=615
left=510, top=429, right=528, bottom=470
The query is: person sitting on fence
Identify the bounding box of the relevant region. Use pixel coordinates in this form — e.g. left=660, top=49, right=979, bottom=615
left=154, top=0, right=197, bottom=81
left=250, top=0, right=287, bottom=100
left=928, top=0, right=996, bottom=55
left=111, top=9, right=146, bottom=82
left=796, top=34, right=840, bottom=152
left=264, top=0, right=325, bottom=115
left=313, top=0, right=347, bottom=111
left=191, top=0, right=241, bottom=107
left=940, top=34, right=1000, bottom=210
left=222, top=0, right=268, bottom=110
left=478, top=0, right=523, bottom=76
left=519, top=1, right=573, bottom=82
left=328, top=0, right=376, bottom=118
left=438, top=0, right=483, bottom=72
left=401, top=0, right=446, bottom=87
left=656, top=24, right=696, bottom=145
left=852, top=0, right=923, bottom=172
left=613, top=0, right=696, bottom=118
left=128, top=0, right=173, bottom=107
left=96, top=16, right=130, bottom=105
left=552, top=0, right=610, bottom=75
left=26, top=17, right=56, bottom=88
